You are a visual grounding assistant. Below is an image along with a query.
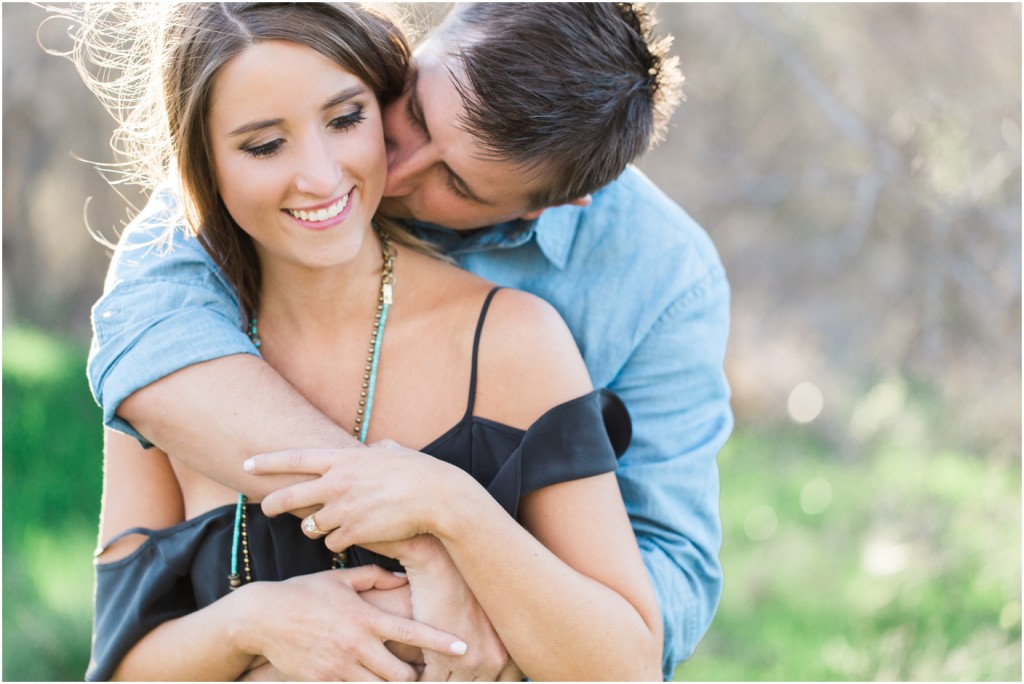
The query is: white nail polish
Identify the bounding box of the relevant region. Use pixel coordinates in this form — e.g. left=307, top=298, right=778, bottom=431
left=450, top=641, right=467, bottom=655
left=243, top=459, right=255, bottom=473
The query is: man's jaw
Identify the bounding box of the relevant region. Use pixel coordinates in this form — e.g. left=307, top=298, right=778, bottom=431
left=376, top=196, right=413, bottom=221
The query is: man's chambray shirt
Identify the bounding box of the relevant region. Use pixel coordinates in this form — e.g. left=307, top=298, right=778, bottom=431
left=87, top=166, right=732, bottom=678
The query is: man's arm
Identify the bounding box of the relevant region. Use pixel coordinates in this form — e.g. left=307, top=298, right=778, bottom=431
left=612, top=266, right=733, bottom=678
left=119, top=355, right=360, bottom=497
left=88, top=187, right=360, bottom=497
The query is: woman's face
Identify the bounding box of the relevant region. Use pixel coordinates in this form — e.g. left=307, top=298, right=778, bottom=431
left=208, top=40, right=387, bottom=271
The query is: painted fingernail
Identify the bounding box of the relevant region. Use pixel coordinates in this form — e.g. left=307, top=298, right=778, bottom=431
left=392, top=571, right=407, bottom=577
left=243, top=459, right=255, bottom=473
left=449, top=641, right=467, bottom=655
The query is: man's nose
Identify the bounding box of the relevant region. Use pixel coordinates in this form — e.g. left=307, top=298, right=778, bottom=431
left=294, top=135, right=342, bottom=197
left=384, top=139, right=433, bottom=197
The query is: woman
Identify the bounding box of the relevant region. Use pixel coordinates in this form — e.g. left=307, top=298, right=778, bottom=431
left=69, top=3, right=662, bottom=680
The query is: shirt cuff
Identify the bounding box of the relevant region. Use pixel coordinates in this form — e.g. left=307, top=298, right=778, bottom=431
left=88, top=284, right=259, bottom=447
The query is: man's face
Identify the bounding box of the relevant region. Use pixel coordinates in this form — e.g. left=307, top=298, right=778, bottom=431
left=377, top=39, right=544, bottom=230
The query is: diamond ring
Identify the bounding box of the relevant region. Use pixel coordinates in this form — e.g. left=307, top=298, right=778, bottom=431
left=302, top=514, right=329, bottom=536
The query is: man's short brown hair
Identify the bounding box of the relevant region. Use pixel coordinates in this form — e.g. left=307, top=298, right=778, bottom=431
left=438, top=2, right=684, bottom=208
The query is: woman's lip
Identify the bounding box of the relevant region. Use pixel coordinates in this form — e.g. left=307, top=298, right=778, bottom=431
left=283, top=190, right=354, bottom=230
left=287, top=191, right=350, bottom=213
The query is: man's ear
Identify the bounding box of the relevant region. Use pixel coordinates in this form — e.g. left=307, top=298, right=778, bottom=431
left=519, top=194, right=592, bottom=221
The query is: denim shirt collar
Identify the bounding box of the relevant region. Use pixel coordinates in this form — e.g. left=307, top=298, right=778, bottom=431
left=407, top=205, right=582, bottom=271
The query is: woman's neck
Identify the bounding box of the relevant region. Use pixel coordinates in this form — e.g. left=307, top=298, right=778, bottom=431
left=254, top=230, right=388, bottom=344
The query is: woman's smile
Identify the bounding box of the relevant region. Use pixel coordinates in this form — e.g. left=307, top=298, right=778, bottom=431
left=284, top=189, right=354, bottom=230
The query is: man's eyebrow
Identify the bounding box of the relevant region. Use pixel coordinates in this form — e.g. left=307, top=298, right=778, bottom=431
left=228, top=86, right=367, bottom=137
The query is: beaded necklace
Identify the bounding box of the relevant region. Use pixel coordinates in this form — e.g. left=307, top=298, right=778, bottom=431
left=228, top=228, right=395, bottom=590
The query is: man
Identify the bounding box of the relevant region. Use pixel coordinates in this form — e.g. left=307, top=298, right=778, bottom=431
left=89, top=3, right=732, bottom=679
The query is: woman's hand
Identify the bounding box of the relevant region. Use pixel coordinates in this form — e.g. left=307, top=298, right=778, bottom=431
left=366, top=536, right=519, bottom=682
left=234, top=564, right=468, bottom=681
left=360, top=581, right=425, bottom=668
left=247, top=446, right=480, bottom=552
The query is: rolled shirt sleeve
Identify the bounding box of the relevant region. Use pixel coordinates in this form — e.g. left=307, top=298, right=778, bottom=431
left=87, top=187, right=258, bottom=446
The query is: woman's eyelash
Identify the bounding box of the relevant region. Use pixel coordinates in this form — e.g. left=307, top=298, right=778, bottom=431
left=329, top=109, right=366, bottom=131
left=241, top=107, right=366, bottom=158
left=243, top=140, right=283, bottom=159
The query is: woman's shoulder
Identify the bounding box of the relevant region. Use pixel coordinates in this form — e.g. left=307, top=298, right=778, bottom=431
left=398, top=247, right=592, bottom=429
left=474, top=288, right=593, bottom=430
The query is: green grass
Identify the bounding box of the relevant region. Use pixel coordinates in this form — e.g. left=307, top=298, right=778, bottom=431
left=2, top=325, right=1020, bottom=681
left=675, top=426, right=1021, bottom=681
left=3, top=326, right=103, bottom=682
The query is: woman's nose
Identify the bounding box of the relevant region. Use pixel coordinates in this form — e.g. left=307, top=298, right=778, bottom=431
left=294, top=136, right=342, bottom=197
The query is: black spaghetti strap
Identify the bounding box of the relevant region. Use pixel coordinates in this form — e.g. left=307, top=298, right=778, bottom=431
left=466, top=287, right=502, bottom=415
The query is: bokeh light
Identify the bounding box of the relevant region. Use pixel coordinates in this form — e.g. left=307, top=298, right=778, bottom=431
left=800, top=477, right=833, bottom=515
left=787, top=381, right=824, bottom=424
left=861, top=538, right=910, bottom=577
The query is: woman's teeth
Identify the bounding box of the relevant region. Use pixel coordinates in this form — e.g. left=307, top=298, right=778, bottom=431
left=288, top=194, right=349, bottom=222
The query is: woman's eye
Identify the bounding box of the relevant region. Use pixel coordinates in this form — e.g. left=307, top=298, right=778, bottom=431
left=329, top=108, right=366, bottom=132
left=243, top=140, right=283, bottom=159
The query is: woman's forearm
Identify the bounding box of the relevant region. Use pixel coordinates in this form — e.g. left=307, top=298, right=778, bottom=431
left=431, top=475, right=663, bottom=681
left=112, top=586, right=258, bottom=681
left=111, top=568, right=461, bottom=682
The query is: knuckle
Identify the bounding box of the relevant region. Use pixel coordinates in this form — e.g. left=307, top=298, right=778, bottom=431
left=286, top=450, right=304, bottom=468
left=387, top=662, right=416, bottom=682
left=324, top=530, right=348, bottom=553
left=386, top=617, right=415, bottom=644
left=484, top=645, right=508, bottom=671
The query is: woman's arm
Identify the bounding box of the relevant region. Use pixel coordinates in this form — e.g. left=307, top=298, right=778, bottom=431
left=253, top=291, right=663, bottom=680
left=113, top=565, right=453, bottom=682
left=97, top=431, right=467, bottom=681
left=97, top=429, right=186, bottom=561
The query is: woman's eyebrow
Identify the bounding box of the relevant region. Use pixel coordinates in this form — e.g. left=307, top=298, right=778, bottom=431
left=228, top=117, right=284, bottom=138
left=228, top=86, right=368, bottom=137
left=321, top=85, right=368, bottom=111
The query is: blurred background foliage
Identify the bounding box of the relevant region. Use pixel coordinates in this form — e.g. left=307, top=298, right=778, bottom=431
left=3, top=2, right=1020, bottom=681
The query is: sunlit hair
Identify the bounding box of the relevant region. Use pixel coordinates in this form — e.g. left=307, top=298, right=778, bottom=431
left=437, top=2, right=685, bottom=208
left=48, top=2, right=436, bottom=319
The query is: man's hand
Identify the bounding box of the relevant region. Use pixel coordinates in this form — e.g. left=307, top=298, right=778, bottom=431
left=235, top=565, right=467, bottom=681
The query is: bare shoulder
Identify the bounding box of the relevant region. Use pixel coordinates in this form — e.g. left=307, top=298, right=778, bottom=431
left=474, top=288, right=593, bottom=430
